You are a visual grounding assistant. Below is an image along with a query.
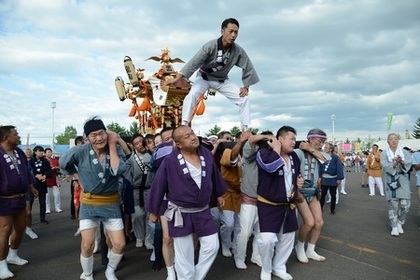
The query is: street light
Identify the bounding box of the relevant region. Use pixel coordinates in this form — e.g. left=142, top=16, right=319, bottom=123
left=331, top=114, right=335, bottom=145
left=51, top=101, right=56, bottom=151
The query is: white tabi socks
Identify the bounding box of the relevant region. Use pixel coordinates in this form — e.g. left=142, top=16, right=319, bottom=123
left=306, top=243, right=326, bottom=262
left=391, top=227, right=399, bottom=237
left=0, top=260, right=14, bottom=280
left=105, top=250, right=123, bottom=280
left=273, top=271, right=293, bottom=280
left=166, top=265, right=176, bottom=280
left=260, top=269, right=272, bottom=280
left=25, top=227, right=38, bottom=239
left=6, top=248, right=28, bottom=266
left=294, top=241, right=308, bottom=263
left=397, top=223, right=404, bottom=234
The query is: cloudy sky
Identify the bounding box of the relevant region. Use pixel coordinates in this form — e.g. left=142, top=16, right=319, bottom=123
left=1, top=0, right=419, bottom=146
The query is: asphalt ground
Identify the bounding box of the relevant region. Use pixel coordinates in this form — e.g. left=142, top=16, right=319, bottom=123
left=8, top=170, right=420, bottom=280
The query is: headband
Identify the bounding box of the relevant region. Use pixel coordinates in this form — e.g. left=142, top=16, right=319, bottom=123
left=307, top=133, right=327, bottom=139
left=84, top=119, right=106, bottom=137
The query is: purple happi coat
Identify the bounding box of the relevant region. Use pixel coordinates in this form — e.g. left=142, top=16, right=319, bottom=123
left=146, top=146, right=227, bottom=237
left=0, top=146, right=31, bottom=215
left=256, top=148, right=301, bottom=234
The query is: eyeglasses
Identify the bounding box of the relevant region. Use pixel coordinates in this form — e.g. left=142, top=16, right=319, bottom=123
left=313, top=138, right=325, bottom=144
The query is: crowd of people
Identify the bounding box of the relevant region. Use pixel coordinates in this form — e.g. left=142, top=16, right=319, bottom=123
left=2, top=122, right=418, bottom=280
left=1, top=17, right=419, bottom=280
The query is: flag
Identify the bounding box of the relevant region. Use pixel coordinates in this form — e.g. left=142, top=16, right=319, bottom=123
left=387, top=113, right=393, bottom=132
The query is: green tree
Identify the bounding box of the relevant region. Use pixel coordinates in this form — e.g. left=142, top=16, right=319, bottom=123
left=206, top=124, right=222, bottom=137
left=129, top=121, right=140, bottom=135
left=107, top=122, right=129, bottom=136
left=249, top=127, right=259, bottom=135
left=363, top=135, right=376, bottom=150
left=230, top=126, right=241, bottom=137
left=412, top=117, right=420, bottom=139
left=56, top=126, right=78, bottom=145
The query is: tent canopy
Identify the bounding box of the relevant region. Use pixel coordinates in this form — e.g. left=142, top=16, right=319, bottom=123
left=374, top=139, right=420, bottom=152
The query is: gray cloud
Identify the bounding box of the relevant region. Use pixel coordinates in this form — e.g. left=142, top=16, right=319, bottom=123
left=0, top=0, right=419, bottom=145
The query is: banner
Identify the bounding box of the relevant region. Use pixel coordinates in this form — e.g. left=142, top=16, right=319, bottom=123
left=387, top=112, right=393, bottom=132
left=340, top=143, right=353, bottom=152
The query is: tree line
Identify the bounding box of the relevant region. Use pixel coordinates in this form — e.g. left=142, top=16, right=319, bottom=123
left=54, top=122, right=260, bottom=145
left=54, top=117, right=420, bottom=145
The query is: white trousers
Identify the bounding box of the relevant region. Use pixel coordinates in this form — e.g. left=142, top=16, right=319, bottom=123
left=418, top=188, right=420, bottom=216
left=235, top=203, right=260, bottom=262
left=131, top=206, right=154, bottom=245
left=46, top=185, right=61, bottom=212
left=368, top=176, right=384, bottom=195
left=174, top=233, right=219, bottom=280
left=326, top=189, right=339, bottom=203
left=181, top=76, right=250, bottom=127
left=220, top=210, right=240, bottom=252
left=257, top=229, right=294, bottom=275
left=340, top=177, right=346, bottom=192
left=210, top=207, right=221, bottom=228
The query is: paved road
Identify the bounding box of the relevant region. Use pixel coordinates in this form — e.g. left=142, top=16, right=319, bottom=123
left=9, top=171, right=420, bottom=279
